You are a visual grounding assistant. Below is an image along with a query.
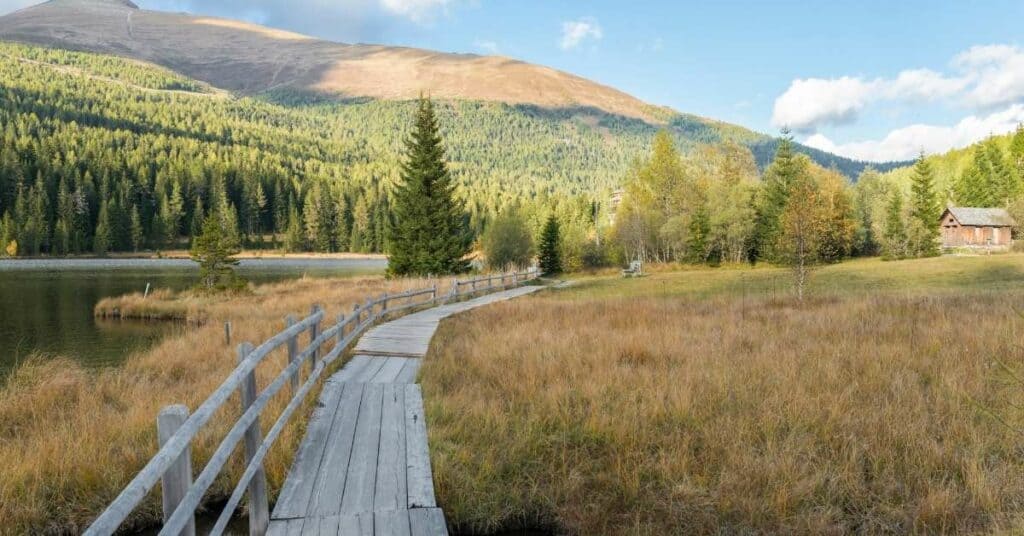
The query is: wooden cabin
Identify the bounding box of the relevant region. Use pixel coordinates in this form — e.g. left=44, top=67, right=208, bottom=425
left=939, top=207, right=1016, bottom=250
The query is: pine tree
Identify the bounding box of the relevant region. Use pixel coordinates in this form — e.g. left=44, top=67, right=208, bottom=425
left=538, top=214, right=562, bottom=275
left=388, top=97, right=470, bottom=276
left=686, top=204, right=710, bottom=263
left=907, top=152, right=941, bottom=257
left=190, top=213, right=243, bottom=292
left=882, top=191, right=907, bottom=260
left=751, top=130, right=800, bottom=262
left=94, top=200, right=111, bottom=256
left=129, top=204, right=144, bottom=251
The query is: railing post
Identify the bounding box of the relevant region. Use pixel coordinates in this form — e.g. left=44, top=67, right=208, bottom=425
left=365, top=298, right=373, bottom=321
left=450, top=278, right=458, bottom=301
left=512, top=271, right=518, bottom=287
left=309, top=304, right=322, bottom=369
left=224, top=322, right=232, bottom=346
left=382, top=292, right=389, bottom=317
left=431, top=284, right=437, bottom=302
left=236, top=343, right=269, bottom=536
left=158, top=405, right=195, bottom=536
left=336, top=313, right=346, bottom=347
left=285, top=315, right=299, bottom=393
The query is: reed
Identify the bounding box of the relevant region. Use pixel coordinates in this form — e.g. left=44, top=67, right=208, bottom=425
left=423, top=255, right=1024, bottom=535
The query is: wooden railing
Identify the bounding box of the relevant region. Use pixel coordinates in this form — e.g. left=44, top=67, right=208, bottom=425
left=85, top=268, right=540, bottom=536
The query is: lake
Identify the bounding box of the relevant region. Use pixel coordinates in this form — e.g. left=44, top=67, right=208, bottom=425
left=0, top=257, right=387, bottom=374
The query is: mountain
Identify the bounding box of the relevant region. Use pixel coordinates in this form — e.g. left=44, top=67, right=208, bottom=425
left=0, top=0, right=905, bottom=177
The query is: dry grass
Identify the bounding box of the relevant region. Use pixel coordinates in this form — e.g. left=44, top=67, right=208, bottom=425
left=0, top=274, right=450, bottom=534
left=423, top=256, right=1024, bottom=535
left=94, top=288, right=206, bottom=322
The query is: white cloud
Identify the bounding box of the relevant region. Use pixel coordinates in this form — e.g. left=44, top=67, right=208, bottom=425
left=772, top=77, right=877, bottom=131
left=803, top=104, right=1024, bottom=162
left=559, top=17, right=602, bottom=51
left=379, top=0, right=450, bottom=23
left=473, top=39, right=499, bottom=54
left=772, top=44, right=1024, bottom=132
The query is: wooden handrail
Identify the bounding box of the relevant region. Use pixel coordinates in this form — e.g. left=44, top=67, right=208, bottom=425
left=86, top=268, right=539, bottom=536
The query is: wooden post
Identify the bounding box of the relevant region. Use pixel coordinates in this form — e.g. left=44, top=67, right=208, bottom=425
left=157, top=405, right=195, bottom=536
left=382, top=292, right=389, bottom=317
left=431, top=284, right=437, bottom=302
left=309, top=305, right=322, bottom=369
left=285, top=315, right=298, bottom=393
left=224, top=322, right=232, bottom=346
left=336, top=313, right=346, bottom=347
left=236, top=343, right=269, bottom=536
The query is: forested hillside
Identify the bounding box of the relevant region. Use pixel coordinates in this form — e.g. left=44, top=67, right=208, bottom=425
left=0, top=40, right=901, bottom=257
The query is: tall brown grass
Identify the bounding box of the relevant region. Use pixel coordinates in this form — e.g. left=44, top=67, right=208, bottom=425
left=423, top=285, right=1024, bottom=534
left=0, top=275, right=447, bottom=534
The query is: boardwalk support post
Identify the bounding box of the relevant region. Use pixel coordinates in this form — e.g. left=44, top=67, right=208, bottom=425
left=285, top=315, right=299, bottom=393
left=236, top=342, right=270, bottom=536
left=309, top=305, right=322, bottom=369
left=157, top=405, right=196, bottom=536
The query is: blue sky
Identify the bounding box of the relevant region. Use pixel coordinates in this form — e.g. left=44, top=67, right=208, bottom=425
left=4, top=0, right=1024, bottom=162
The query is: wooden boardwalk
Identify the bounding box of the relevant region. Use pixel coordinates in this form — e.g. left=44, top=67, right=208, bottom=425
left=269, top=285, right=541, bottom=536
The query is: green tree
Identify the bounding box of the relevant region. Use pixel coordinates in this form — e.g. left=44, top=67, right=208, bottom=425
left=94, top=200, right=112, bottom=256
left=538, top=214, right=562, bottom=275
left=388, top=97, right=470, bottom=276
left=481, top=209, right=534, bottom=269
left=776, top=166, right=821, bottom=300
left=907, top=152, right=941, bottom=257
left=129, top=204, right=144, bottom=252
left=882, top=191, right=908, bottom=260
left=751, top=130, right=800, bottom=262
left=190, top=214, right=244, bottom=291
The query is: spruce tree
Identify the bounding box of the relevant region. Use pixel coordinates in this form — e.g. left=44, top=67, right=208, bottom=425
left=908, top=152, right=941, bottom=257
left=883, top=191, right=907, bottom=260
left=751, top=130, right=799, bottom=262
left=538, top=214, right=562, bottom=275
left=190, top=213, right=243, bottom=291
left=388, top=97, right=470, bottom=276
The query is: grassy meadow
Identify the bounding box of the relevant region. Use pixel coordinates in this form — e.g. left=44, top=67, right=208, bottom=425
left=423, top=255, right=1024, bottom=535
left=0, top=274, right=450, bottom=534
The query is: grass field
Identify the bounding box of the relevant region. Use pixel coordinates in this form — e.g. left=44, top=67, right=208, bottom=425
left=423, top=255, right=1024, bottom=535
left=0, top=274, right=448, bottom=534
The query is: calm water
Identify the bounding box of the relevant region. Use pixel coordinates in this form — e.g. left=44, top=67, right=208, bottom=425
left=0, top=258, right=386, bottom=374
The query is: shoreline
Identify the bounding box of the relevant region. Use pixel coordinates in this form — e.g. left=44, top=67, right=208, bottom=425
left=0, top=251, right=388, bottom=261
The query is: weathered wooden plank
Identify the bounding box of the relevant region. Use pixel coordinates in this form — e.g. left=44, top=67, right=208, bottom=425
left=272, top=377, right=345, bottom=519
left=268, top=518, right=305, bottom=536
left=393, top=360, right=422, bottom=384
left=316, top=514, right=340, bottom=536
left=308, top=383, right=363, bottom=516
left=374, top=509, right=412, bottom=536
left=340, top=383, right=384, bottom=515
left=334, top=356, right=374, bottom=383
left=371, top=357, right=410, bottom=384
left=404, top=384, right=436, bottom=509
left=337, top=512, right=374, bottom=536
left=409, top=508, right=448, bottom=536
left=350, top=358, right=389, bottom=383
left=374, top=384, right=407, bottom=512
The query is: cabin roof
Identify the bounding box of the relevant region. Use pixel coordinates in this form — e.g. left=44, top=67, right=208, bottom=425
left=942, top=207, right=1016, bottom=227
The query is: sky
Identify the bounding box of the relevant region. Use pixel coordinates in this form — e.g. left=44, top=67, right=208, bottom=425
left=3, top=0, right=1024, bottom=163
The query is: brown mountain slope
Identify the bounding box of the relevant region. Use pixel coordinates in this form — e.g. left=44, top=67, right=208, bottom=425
left=0, top=0, right=664, bottom=121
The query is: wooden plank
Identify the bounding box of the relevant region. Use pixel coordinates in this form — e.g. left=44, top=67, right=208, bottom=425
left=393, top=360, right=422, bottom=384
left=267, top=518, right=305, bottom=536
left=273, top=378, right=346, bottom=519
left=316, top=514, right=340, bottom=536
left=308, top=383, right=364, bottom=516
left=337, top=512, right=374, bottom=536
left=374, top=384, right=407, bottom=512
left=340, top=383, right=384, bottom=515
left=334, top=356, right=374, bottom=382
left=404, top=384, right=436, bottom=509
left=374, top=509, right=412, bottom=536
left=371, top=357, right=411, bottom=383
left=350, top=358, right=389, bottom=383
left=409, top=508, right=448, bottom=536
